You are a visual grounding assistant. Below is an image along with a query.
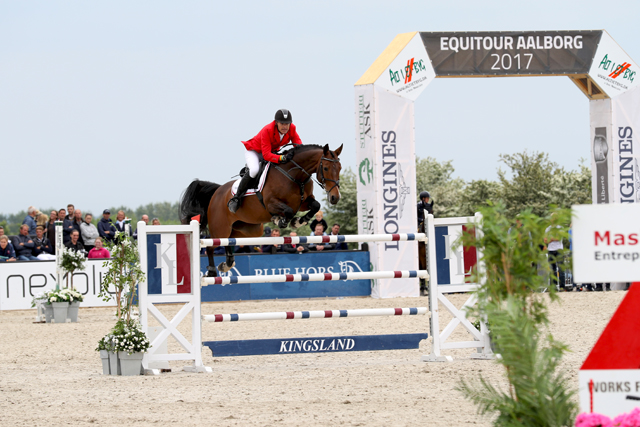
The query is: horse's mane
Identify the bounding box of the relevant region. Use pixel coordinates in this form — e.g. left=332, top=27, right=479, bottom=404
left=285, top=144, right=324, bottom=154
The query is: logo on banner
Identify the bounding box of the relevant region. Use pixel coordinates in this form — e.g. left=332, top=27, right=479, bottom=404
left=599, top=54, right=635, bottom=83
left=381, top=130, right=410, bottom=250
left=617, top=126, right=640, bottom=203
left=155, top=242, right=184, bottom=288
left=359, top=158, right=373, bottom=186
left=361, top=199, right=374, bottom=234
left=358, top=95, right=372, bottom=149
left=389, top=57, right=427, bottom=86
left=339, top=260, right=364, bottom=273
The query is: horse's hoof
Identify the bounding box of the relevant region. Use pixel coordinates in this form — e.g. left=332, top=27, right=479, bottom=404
left=217, top=262, right=230, bottom=273
left=291, top=217, right=307, bottom=229
left=206, top=270, right=217, bottom=278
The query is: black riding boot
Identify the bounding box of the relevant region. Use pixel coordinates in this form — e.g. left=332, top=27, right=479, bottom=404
left=228, top=173, right=252, bottom=213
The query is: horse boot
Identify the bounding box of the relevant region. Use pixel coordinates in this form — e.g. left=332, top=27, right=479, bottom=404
left=228, top=173, right=252, bottom=213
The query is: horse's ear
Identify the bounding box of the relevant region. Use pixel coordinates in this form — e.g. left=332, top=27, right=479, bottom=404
left=323, top=144, right=329, bottom=155
left=334, top=144, right=343, bottom=157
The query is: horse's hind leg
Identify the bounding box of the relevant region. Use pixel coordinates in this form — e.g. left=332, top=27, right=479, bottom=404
left=268, top=200, right=295, bottom=229
left=217, top=246, right=235, bottom=273
left=205, top=247, right=218, bottom=277
left=291, top=197, right=320, bottom=229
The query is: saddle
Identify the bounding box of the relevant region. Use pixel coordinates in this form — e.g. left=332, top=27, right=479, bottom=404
left=231, top=156, right=270, bottom=197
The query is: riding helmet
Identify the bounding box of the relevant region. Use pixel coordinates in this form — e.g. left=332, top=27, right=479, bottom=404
left=419, top=191, right=430, bottom=199
left=275, top=109, right=293, bottom=124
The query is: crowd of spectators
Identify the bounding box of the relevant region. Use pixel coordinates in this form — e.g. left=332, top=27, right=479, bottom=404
left=0, top=204, right=159, bottom=263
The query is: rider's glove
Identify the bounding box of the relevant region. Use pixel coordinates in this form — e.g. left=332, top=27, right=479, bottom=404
left=280, top=152, right=294, bottom=164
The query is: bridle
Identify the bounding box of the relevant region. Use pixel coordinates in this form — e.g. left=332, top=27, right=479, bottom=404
left=315, top=155, right=340, bottom=195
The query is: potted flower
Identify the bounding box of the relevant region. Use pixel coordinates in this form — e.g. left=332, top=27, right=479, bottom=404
left=60, top=288, right=84, bottom=322
left=96, top=229, right=148, bottom=375
left=96, top=334, right=115, bottom=375
left=31, top=292, right=51, bottom=323
left=59, top=246, right=86, bottom=290
left=47, top=289, right=70, bottom=323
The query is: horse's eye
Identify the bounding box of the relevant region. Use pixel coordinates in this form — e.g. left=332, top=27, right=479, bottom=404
left=324, top=167, right=328, bottom=171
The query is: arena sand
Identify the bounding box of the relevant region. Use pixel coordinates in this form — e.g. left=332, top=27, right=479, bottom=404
left=0, top=291, right=626, bottom=426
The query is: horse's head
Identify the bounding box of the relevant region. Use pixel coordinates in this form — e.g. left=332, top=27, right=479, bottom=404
left=317, top=144, right=343, bottom=205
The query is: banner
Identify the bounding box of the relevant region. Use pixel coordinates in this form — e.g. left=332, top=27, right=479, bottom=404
left=590, top=99, right=614, bottom=203
left=611, top=86, right=640, bottom=203
left=420, top=31, right=602, bottom=77
left=588, top=31, right=639, bottom=98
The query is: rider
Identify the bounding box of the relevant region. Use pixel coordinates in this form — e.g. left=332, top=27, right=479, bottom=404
left=228, top=109, right=303, bottom=213
left=416, top=191, right=434, bottom=232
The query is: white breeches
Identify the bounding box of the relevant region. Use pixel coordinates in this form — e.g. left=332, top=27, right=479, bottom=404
left=245, top=150, right=261, bottom=178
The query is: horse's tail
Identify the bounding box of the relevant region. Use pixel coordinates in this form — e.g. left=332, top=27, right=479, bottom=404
left=179, top=179, right=221, bottom=232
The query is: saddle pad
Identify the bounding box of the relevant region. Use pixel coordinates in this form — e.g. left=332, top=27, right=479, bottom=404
left=231, top=163, right=271, bottom=196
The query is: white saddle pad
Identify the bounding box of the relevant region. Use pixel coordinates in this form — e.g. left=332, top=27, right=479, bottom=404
left=231, top=163, right=271, bottom=196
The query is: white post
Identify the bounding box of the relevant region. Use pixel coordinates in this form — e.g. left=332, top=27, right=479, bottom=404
left=55, top=220, right=63, bottom=290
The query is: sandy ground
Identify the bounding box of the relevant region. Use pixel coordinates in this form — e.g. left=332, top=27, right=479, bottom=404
left=0, top=290, right=626, bottom=427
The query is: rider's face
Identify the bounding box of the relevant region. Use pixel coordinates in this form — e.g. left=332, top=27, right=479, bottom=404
left=276, top=122, right=290, bottom=134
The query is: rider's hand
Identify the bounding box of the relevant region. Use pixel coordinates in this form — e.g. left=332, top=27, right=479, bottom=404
left=280, top=152, right=294, bottom=164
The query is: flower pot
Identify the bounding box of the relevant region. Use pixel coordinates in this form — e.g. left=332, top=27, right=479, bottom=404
left=51, top=302, right=69, bottom=323
left=45, top=304, right=53, bottom=323
left=108, top=351, right=121, bottom=375
left=99, top=350, right=110, bottom=375
left=67, top=301, right=80, bottom=322
left=119, top=352, right=144, bottom=376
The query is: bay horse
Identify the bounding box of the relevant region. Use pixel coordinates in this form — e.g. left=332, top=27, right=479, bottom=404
left=179, top=143, right=343, bottom=277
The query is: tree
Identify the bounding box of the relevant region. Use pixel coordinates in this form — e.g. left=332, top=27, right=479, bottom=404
left=415, top=156, right=464, bottom=217
left=458, top=179, right=502, bottom=217
left=549, top=162, right=592, bottom=209
left=498, top=151, right=558, bottom=218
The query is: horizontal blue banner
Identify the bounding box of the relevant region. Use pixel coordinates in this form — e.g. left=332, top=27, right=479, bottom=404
left=200, top=251, right=371, bottom=301
left=204, top=333, right=428, bottom=357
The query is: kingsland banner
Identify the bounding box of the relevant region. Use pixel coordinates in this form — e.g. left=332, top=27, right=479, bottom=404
left=356, top=30, right=638, bottom=297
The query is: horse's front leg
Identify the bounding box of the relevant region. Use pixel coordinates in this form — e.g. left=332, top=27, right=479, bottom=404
left=217, top=246, right=235, bottom=273
left=291, top=197, right=320, bottom=229
left=205, top=247, right=218, bottom=277
left=268, top=200, right=295, bottom=229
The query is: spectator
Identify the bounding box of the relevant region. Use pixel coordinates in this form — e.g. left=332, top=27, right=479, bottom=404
left=235, top=245, right=254, bottom=254
left=33, top=226, right=55, bottom=260
left=46, top=210, right=58, bottom=243
left=22, top=206, right=38, bottom=237
left=36, top=211, right=48, bottom=232
left=58, top=208, right=66, bottom=221
left=114, top=210, right=131, bottom=235
left=11, top=224, right=38, bottom=260
left=282, top=231, right=307, bottom=254
left=417, top=191, right=434, bottom=232
left=261, top=228, right=283, bottom=254
left=98, top=209, right=117, bottom=242
left=88, top=237, right=110, bottom=259
left=329, top=223, right=348, bottom=250
left=80, top=213, right=99, bottom=252
left=309, top=210, right=328, bottom=233
left=0, top=235, right=17, bottom=262
left=308, top=223, right=334, bottom=251
left=72, top=209, right=85, bottom=246
left=0, top=226, right=13, bottom=251
left=62, top=211, right=76, bottom=244
left=544, top=224, right=565, bottom=290
left=133, top=214, right=150, bottom=239
left=151, top=218, right=161, bottom=225
left=65, top=230, right=85, bottom=253
left=66, top=204, right=75, bottom=220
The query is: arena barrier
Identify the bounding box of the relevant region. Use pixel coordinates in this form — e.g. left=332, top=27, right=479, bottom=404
left=137, top=220, right=431, bottom=373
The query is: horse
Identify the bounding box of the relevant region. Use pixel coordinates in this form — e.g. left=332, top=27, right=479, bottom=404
left=179, top=143, right=343, bottom=277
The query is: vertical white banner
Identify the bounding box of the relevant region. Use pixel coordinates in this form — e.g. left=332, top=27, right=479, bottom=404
left=611, top=86, right=640, bottom=204
left=590, top=99, right=615, bottom=204
left=370, top=86, right=419, bottom=298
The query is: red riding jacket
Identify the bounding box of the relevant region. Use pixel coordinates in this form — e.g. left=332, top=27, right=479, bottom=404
left=242, top=121, right=302, bottom=163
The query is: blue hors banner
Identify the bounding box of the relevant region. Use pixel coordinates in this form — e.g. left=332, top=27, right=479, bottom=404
left=201, top=251, right=372, bottom=301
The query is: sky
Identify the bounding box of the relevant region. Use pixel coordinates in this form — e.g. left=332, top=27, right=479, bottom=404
left=2, top=0, right=639, bottom=216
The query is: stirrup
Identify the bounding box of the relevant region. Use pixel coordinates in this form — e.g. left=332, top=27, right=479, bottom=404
left=228, top=197, right=241, bottom=213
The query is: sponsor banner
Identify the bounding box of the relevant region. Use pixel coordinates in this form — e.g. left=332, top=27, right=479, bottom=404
left=590, top=99, right=615, bottom=204
left=611, top=87, right=640, bottom=203
left=420, top=31, right=602, bottom=77
left=374, top=33, right=435, bottom=101
left=355, top=84, right=376, bottom=238
left=146, top=233, right=192, bottom=295
left=0, top=251, right=371, bottom=310
left=572, top=204, right=640, bottom=283
left=0, top=260, right=115, bottom=311
left=434, top=224, right=477, bottom=285
left=588, top=31, right=639, bottom=98
left=578, top=370, right=640, bottom=418
left=369, top=86, right=419, bottom=298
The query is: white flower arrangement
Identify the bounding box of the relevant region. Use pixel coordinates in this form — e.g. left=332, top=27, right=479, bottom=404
left=59, top=288, right=84, bottom=303
left=110, top=319, right=151, bottom=355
